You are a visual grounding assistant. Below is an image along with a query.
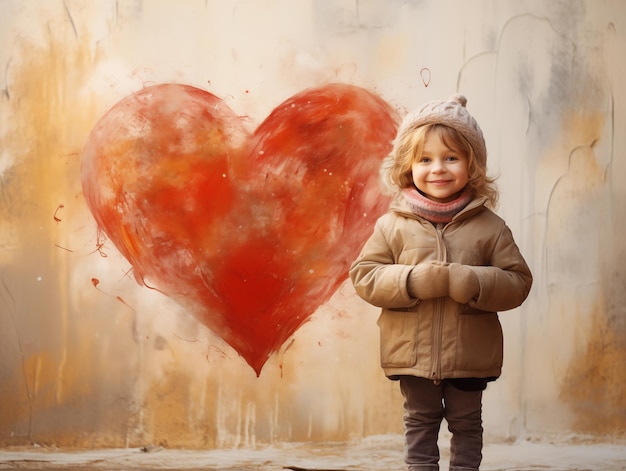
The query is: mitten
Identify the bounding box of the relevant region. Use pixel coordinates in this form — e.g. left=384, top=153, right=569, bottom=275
left=407, top=261, right=449, bottom=300
left=448, top=263, right=480, bottom=304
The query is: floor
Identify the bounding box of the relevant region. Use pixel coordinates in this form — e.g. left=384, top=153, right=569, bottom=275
left=1, top=435, right=625, bottom=470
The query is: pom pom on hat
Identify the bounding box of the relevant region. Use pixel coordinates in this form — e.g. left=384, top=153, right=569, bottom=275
left=395, top=93, right=487, bottom=167
left=449, top=93, right=467, bottom=107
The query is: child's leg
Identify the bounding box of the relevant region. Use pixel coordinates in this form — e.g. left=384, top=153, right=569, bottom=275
left=399, top=376, right=444, bottom=471
left=443, top=382, right=483, bottom=471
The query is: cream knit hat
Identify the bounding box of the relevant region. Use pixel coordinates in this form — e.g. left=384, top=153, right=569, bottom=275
left=396, top=93, right=487, bottom=167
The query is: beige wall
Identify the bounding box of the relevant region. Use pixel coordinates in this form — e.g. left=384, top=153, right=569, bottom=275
left=1, top=0, right=625, bottom=448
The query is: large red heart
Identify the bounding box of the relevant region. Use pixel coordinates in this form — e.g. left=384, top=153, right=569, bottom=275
left=81, top=83, right=397, bottom=375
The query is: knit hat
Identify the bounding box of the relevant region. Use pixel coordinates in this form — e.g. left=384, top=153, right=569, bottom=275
left=396, top=94, right=487, bottom=167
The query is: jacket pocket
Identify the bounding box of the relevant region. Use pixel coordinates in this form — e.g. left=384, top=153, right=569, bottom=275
left=377, top=309, right=419, bottom=368
left=455, top=310, right=503, bottom=371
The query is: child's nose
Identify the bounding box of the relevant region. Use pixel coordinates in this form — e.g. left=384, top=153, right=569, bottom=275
left=432, top=159, right=445, bottom=172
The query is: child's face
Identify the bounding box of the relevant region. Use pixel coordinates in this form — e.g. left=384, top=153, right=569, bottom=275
left=411, top=130, right=469, bottom=203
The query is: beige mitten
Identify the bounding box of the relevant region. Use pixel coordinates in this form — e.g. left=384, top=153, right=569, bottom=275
left=448, top=263, right=480, bottom=303
left=407, top=261, right=449, bottom=300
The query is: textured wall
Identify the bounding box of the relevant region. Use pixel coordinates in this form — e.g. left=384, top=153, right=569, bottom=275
left=1, top=0, right=625, bottom=448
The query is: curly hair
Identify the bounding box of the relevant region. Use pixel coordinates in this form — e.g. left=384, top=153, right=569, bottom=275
left=380, top=123, right=499, bottom=209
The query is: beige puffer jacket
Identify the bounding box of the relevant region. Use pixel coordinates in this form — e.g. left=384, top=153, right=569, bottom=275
left=349, top=194, right=532, bottom=381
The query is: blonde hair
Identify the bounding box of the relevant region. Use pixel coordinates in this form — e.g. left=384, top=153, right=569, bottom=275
left=381, top=123, right=499, bottom=209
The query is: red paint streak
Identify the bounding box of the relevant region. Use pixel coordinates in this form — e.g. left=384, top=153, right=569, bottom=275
left=91, top=277, right=135, bottom=311
left=81, top=83, right=397, bottom=375
left=115, top=296, right=135, bottom=311
left=90, top=230, right=108, bottom=258
left=420, top=67, right=431, bottom=87
left=53, top=204, right=64, bottom=222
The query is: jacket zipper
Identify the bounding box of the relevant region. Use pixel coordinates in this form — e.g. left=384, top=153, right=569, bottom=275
left=431, top=223, right=447, bottom=384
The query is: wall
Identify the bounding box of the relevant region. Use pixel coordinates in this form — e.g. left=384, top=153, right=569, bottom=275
left=1, top=0, right=625, bottom=448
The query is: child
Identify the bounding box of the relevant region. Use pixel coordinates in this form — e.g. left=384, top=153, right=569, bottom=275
left=349, top=94, right=532, bottom=471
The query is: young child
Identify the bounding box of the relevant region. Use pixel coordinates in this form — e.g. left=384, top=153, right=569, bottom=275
left=349, top=94, right=532, bottom=471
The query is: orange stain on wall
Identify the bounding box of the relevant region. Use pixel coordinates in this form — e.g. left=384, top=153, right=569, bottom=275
left=560, top=295, right=626, bottom=434
left=544, top=109, right=626, bottom=434
left=0, top=27, right=401, bottom=447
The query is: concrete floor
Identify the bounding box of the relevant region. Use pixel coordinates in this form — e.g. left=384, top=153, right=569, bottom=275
left=1, top=435, right=625, bottom=470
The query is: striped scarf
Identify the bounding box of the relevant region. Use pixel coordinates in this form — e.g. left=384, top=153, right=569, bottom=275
left=402, top=187, right=473, bottom=224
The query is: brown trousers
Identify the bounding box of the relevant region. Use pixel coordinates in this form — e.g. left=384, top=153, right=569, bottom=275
left=399, top=376, right=483, bottom=471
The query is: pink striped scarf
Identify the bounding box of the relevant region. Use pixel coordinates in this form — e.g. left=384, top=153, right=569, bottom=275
left=402, top=187, right=473, bottom=224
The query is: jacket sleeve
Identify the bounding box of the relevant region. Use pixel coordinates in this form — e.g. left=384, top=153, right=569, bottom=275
left=469, top=224, right=533, bottom=312
left=349, top=218, right=418, bottom=309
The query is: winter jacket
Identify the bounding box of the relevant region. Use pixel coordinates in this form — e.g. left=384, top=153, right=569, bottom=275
left=349, top=193, right=533, bottom=381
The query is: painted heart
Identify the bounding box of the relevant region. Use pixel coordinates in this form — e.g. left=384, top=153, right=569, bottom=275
left=81, top=83, right=397, bottom=375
